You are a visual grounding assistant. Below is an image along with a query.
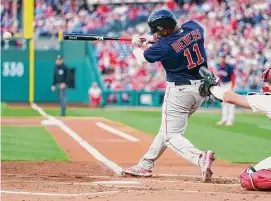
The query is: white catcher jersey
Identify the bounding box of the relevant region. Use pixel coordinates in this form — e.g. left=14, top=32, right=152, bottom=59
left=246, top=94, right=271, bottom=119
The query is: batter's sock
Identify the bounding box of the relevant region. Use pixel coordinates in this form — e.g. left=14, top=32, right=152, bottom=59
left=198, top=153, right=203, bottom=167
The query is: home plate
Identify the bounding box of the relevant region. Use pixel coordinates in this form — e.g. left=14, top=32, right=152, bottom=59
left=92, top=180, right=140, bottom=185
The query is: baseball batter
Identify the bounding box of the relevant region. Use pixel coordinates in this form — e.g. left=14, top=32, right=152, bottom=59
left=200, top=67, right=271, bottom=190
left=123, top=9, right=215, bottom=182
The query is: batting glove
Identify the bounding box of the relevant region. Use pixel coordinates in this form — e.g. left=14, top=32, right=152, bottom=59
left=132, top=35, right=143, bottom=47
left=140, top=34, right=159, bottom=45
left=146, top=34, right=159, bottom=43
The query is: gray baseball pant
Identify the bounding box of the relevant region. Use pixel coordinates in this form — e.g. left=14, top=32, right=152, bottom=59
left=138, top=82, right=204, bottom=170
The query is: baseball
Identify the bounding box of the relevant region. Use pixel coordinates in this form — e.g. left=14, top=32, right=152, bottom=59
left=3, top=32, right=12, bottom=40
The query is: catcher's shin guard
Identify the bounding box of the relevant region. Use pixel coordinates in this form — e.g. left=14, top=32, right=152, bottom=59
left=240, top=166, right=271, bottom=191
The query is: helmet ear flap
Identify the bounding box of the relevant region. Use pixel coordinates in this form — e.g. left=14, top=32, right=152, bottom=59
left=148, top=20, right=160, bottom=34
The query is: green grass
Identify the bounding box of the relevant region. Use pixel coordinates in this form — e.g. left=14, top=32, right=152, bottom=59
left=2, top=102, right=270, bottom=163
left=45, top=108, right=162, bottom=134
left=186, top=113, right=271, bottom=163
left=1, top=102, right=40, bottom=117
left=43, top=108, right=271, bottom=163
left=1, top=126, right=69, bottom=161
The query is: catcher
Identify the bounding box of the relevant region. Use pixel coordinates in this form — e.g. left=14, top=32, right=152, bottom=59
left=199, top=67, right=271, bottom=191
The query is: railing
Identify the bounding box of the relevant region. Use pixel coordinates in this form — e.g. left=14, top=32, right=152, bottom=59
left=101, top=90, right=252, bottom=108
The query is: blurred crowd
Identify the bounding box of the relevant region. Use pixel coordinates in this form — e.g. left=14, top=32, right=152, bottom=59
left=33, top=0, right=156, bottom=36
left=1, top=0, right=271, bottom=92
left=1, top=0, right=159, bottom=36
left=197, top=0, right=271, bottom=91
left=1, top=0, right=21, bottom=34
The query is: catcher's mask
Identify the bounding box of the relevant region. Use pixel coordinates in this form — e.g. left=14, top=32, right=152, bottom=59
left=261, top=68, right=271, bottom=93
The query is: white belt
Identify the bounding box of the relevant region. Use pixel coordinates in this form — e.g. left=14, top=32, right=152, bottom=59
left=190, top=80, right=203, bottom=85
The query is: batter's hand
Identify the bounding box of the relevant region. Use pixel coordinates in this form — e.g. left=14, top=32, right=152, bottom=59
left=143, top=33, right=158, bottom=44
left=51, top=85, right=56, bottom=92
left=132, top=35, right=143, bottom=47
left=60, top=83, right=66, bottom=89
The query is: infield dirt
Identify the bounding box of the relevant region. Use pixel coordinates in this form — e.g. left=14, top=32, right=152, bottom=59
left=2, top=117, right=270, bottom=201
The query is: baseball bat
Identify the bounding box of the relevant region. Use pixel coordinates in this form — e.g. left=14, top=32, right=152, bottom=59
left=63, top=33, right=154, bottom=43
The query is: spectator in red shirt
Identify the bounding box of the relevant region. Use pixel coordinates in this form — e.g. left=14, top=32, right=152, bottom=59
left=88, top=82, right=102, bottom=108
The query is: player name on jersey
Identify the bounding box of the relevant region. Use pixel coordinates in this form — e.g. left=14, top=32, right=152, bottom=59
left=171, top=29, right=202, bottom=53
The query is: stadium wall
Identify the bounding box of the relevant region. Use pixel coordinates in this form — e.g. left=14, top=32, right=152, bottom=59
left=1, top=39, right=94, bottom=103
left=1, top=41, right=29, bottom=102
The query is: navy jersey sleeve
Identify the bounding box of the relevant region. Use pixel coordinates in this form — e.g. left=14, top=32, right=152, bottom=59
left=182, top=20, right=204, bottom=35
left=143, top=42, right=170, bottom=63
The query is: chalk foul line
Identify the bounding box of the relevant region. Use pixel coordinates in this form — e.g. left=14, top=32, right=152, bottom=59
left=96, top=122, right=139, bottom=142
left=1, top=190, right=119, bottom=197
left=31, top=102, right=123, bottom=176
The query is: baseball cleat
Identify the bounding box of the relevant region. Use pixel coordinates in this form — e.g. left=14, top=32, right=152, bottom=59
left=122, top=165, right=152, bottom=177
left=200, top=150, right=215, bottom=183
left=216, top=120, right=226, bottom=126
left=225, top=120, right=234, bottom=126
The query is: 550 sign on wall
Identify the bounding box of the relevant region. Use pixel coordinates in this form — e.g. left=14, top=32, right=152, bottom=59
left=2, top=62, right=24, bottom=77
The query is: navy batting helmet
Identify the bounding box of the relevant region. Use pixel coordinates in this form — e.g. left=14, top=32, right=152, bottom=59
left=147, top=9, right=178, bottom=34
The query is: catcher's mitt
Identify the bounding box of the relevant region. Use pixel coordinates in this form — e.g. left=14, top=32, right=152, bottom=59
left=198, top=67, right=219, bottom=97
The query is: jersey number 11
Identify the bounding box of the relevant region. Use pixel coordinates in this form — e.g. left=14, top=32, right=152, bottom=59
left=184, top=44, right=204, bottom=69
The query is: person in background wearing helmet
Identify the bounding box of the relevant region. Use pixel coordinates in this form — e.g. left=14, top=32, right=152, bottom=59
left=123, top=9, right=215, bottom=183
left=202, top=67, right=271, bottom=119
left=216, top=54, right=236, bottom=126
left=199, top=67, right=271, bottom=191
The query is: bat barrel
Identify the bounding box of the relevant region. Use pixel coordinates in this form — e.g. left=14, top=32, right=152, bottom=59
left=63, top=33, right=132, bottom=42
left=63, top=33, right=100, bottom=41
